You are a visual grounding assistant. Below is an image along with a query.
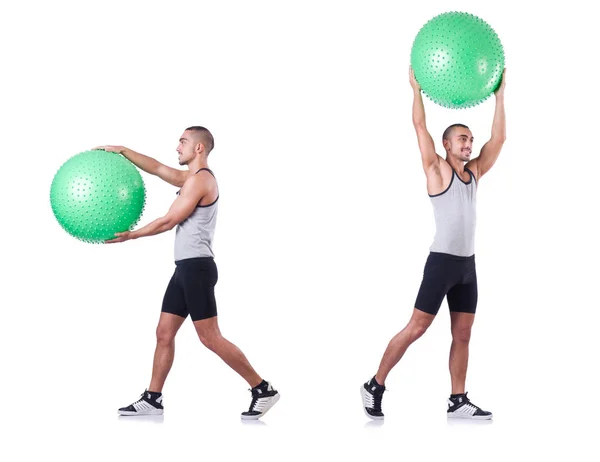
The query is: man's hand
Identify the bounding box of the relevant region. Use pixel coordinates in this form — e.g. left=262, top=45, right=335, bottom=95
left=94, top=145, right=126, bottom=154
left=105, top=231, right=134, bottom=244
left=494, top=68, right=506, bottom=96
left=409, top=66, right=421, bottom=92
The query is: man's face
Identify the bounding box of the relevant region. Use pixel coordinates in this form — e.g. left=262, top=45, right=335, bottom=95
left=447, top=128, right=474, bottom=162
left=176, top=130, right=200, bottom=166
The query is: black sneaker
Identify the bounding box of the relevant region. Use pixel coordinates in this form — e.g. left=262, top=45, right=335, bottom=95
left=241, top=381, right=280, bottom=420
left=447, top=392, right=492, bottom=420
left=118, top=390, right=164, bottom=416
left=361, top=377, right=385, bottom=420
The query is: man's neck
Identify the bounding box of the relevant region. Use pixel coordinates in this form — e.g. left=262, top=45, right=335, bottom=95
left=188, top=157, right=209, bottom=173
left=446, top=156, right=465, bottom=173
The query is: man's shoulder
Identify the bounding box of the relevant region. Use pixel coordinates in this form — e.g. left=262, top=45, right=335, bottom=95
left=464, top=159, right=480, bottom=182
left=183, top=169, right=216, bottom=191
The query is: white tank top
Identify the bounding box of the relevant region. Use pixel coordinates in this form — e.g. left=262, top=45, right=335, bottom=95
left=174, top=168, right=219, bottom=262
left=429, top=167, right=477, bottom=257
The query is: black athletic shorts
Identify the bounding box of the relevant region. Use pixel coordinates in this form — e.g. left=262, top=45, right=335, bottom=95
left=414, top=252, right=478, bottom=315
left=161, top=257, right=218, bottom=321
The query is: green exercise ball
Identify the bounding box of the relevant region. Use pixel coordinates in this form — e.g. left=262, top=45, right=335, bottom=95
left=410, top=11, right=505, bottom=109
left=50, top=150, right=146, bottom=243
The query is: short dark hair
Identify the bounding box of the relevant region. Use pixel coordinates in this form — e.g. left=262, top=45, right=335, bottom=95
left=442, top=123, right=470, bottom=142
left=185, top=126, right=214, bottom=154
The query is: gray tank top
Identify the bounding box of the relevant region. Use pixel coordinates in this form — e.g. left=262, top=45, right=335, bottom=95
left=174, top=168, right=219, bottom=262
left=429, top=168, right=477, bottom=257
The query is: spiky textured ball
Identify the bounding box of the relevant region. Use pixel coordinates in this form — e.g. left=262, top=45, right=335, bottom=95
left=50, top=150, right=146, bottom=243
left=410, top=12, right=505, bottom=109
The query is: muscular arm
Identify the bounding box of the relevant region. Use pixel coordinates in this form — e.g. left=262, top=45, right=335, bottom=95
left=413, top=89, right=440, bottom=173
left=410, top=67, right=440, bottom=174
left=121, top=148, right=189, bottom=187
left=95, top=146, right=189, bottom=187
left=468, top=70, right=507, bottom=181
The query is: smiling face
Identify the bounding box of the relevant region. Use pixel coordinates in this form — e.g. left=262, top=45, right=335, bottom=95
left=443, top=126, right=474, bottom=162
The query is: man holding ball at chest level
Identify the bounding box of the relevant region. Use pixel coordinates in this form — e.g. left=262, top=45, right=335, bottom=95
left=96, top=126, right=279, bottom=420
left=361, top=68, right=506, bottom=420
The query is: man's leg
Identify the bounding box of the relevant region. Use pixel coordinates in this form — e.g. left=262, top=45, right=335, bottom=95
left=446, top=264, right=478, bottom=395
left=375, top=308, right=436, bottom=385
left=182, top=257, right=279, bottom=418
left=361, top=252, right=451, bottom=420
left=445, top=265, right=491, bottom=419
left=448, top=311, right=475, bottom=395
left=194, top=316, right=280, bottom=419
left=183, top=257, right=262, bottom=387
left=375, top=253, right=453, bottom=384
left=149, top=312, right=186, bottom=392
left=118, top=268, right=188, bottom=416
left=193, top=316, right=262, bottom=387
left=360, top=308, right=435, bottom=420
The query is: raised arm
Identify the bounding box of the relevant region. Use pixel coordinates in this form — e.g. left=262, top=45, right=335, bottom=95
left=410, top=67, right=440, bottom=174
left=469, top=69, right=507, bottom=181
left=94, top=145, right=189, bottom=187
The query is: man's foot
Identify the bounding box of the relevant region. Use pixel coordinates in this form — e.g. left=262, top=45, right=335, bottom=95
left=241, top=381, right=280, bottom=420
left=361, top=376, right=385, bottom=420
left=447, top=392, right=492, bottom=420
left=118, top=390, right=164, bottom=416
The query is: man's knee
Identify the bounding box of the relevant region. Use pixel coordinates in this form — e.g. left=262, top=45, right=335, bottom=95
left=452, top=325, right=472, bottom=344
left=156, top=326, right=177, bottom=346
left=407, top=312, right=434, bottom=340
left=197, top=328, right=222, bottom=351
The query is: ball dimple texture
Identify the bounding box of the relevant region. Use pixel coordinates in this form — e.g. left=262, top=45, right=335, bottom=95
left=50, top=150, right=146, bottom=243
left=410, top=12, right=505, bottom=109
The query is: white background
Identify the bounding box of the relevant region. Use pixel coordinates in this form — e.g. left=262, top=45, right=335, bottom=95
left=1, top=0, right=598, bottom=460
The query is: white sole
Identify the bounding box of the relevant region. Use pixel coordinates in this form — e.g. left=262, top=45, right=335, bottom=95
left=240, top=393, right=280, bottom=420
left=360, top=385, right=384, bottom=420
left=447, top=413, right=493, bottom=420
left=118, top=409, right=164, bottom=416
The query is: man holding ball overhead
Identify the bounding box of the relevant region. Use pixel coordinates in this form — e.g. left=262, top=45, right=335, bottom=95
left=361, top=68, right=506, bottom=420
left=95, top=126, right=279, bottom=420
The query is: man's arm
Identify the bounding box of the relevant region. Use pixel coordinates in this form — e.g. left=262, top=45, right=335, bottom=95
left=468, top=69, right=507, bottom=181
left=94, top=146, right=189, bottom=187
left=106, top=175, right=206, bottom=243
left=410, top=67, right=440, bottom=174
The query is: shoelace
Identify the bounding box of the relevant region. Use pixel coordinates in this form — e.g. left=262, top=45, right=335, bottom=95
left=129, top=393, right=146, bottom=408
left=365, top=385, right=386, bottom=412
left=137, top=391, right=150, bottom=403
left=247, top=389, right=258, bottom=412
left=247, top=387, right=272, bottom=412
left=463, top=399, right=483, bottom=413
left=372, top=388, right=384, bottom=412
